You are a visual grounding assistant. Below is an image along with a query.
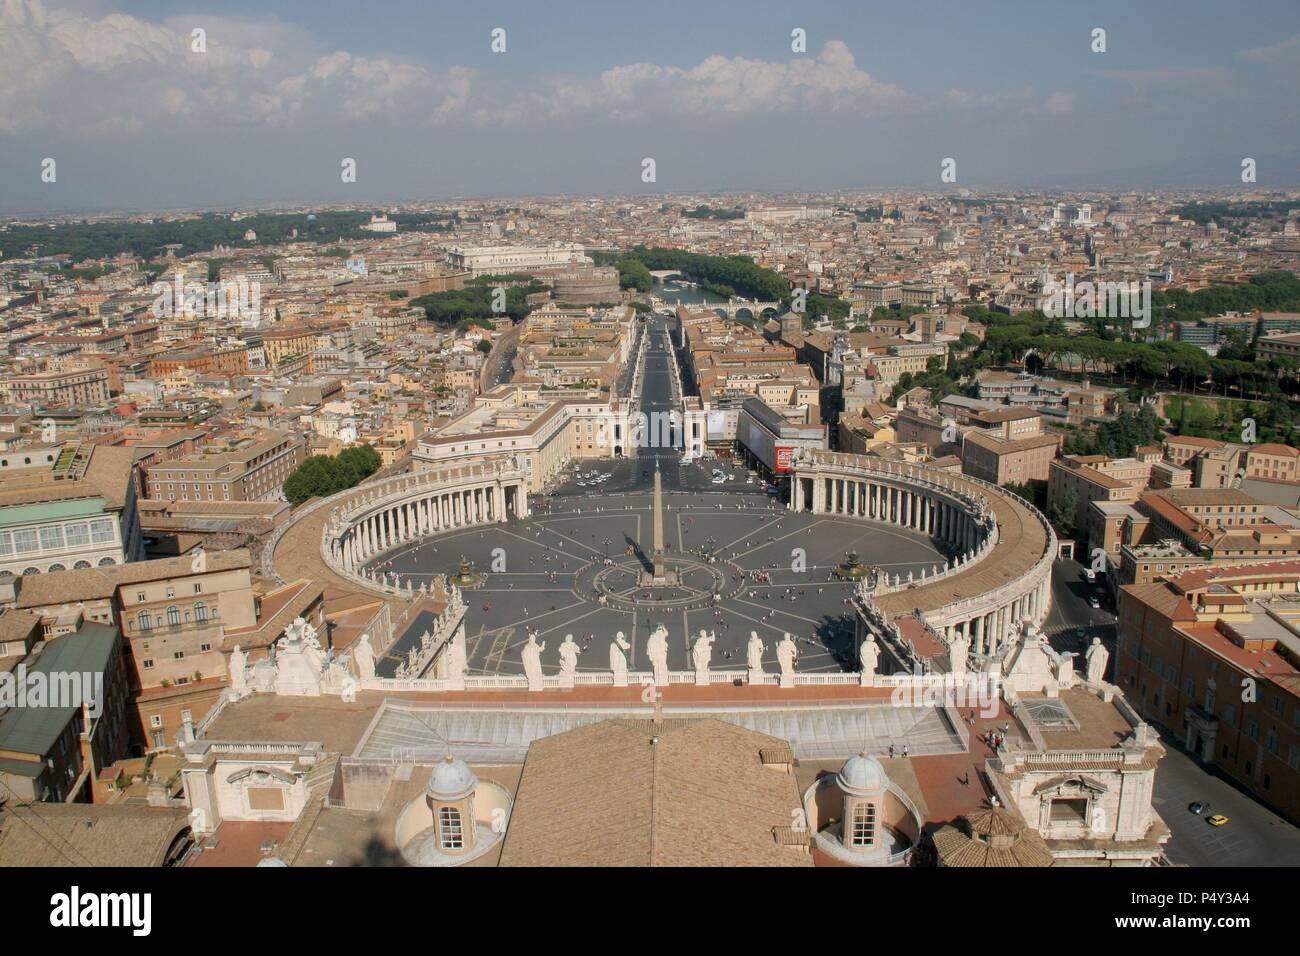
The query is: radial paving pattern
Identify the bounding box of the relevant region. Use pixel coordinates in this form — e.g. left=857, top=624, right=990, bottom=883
left=364, top=486, right=950, bottom=676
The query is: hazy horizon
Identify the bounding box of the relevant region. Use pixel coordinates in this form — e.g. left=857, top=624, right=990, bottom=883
left=4, top=0, right=1300, bottom=216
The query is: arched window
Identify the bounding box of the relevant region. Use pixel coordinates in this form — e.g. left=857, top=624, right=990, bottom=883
left=138, top=611, right=152, bottom=632
left=47, top=563, right=66, bottom=572
left=851, top=802, right=877, bottom=848
left=22, top=567, right=39, bottom=576
left=73, top=560, right=92, bottom=570
left=194, top=602, right=208, bottom=623
left=97, top=557, right=116, bottom=567
left=166, top=606, right=181, bottom=627
left=438, top=806, right=463, bottom=850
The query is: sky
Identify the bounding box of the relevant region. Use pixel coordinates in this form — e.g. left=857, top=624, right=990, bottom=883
left=3, top=0, right=1300, bottom=214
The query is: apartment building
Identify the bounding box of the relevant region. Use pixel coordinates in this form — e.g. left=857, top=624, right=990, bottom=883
left=961, top=429, right=1060, bottom=485
left=149, top=344, right=250, bottom=378
left=1118, top=488, right=1300, bottom=585
left=1048, top=454, right=1192, bottom=537
left=5, top=368, right=110, bottom=407
left=262, top=324, right=318, bottom=368
left=0, top=623, right=132, bottom=804
left=9, top=549, right=323, bottom=753
left=1245, top=443, right=1300, bottom=483
left=1257, top=332, right=1300, bottom=363
left=1117, top=562, right=1300, bottom=825
left=145, top=430, right=305, bottom=503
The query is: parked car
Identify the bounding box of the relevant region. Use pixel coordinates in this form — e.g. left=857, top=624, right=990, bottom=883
left=1188, top=802, right=1209, bottom=815
left=1207, top=814, right=1230, bottom=827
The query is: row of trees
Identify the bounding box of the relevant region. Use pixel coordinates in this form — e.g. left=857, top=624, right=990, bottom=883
left=1168, top=202, right=1295, bottom=226
left=681, top=205, right=745, bottom=220
left=1149, top=270, right=1300, bottom=327
left=5, top=211, right=454, bottom=263
left=410, top=279, right=548, bottom=326
left=611, top=246, right=790, bottom=301
left=283, top=445, right=382, bottom=507
left=967, top=301, right=1298, bottom=399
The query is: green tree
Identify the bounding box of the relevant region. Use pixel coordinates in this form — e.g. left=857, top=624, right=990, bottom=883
left=284, top=445, right=381, bottom=506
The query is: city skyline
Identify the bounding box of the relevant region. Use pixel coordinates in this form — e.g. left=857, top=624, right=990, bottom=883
left=2, top=0, right=1300, bottom=893
left=4, top=0, right=1300, bottom=214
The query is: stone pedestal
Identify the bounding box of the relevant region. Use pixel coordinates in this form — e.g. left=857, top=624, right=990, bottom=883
left=748, top=667, right=765, bottom=686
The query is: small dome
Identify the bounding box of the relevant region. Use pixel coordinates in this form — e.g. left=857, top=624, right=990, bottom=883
left=427, top=754, right=477, bottom=801
left=836, top=752, right=888, bottom=796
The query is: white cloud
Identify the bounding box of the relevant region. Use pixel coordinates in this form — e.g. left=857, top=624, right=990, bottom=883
left=0, top=3, right=1103, bottom=138
left=474, top=41, right=909, bottom=124
left=0, top=0, right=473, bottom=133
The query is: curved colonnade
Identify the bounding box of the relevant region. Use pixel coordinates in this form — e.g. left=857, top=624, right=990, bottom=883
left=319, top=460, right=530, bottom=597
left=291, top=448, right=1055, bottom=669
left=791, top=450, right=1056, bottom=660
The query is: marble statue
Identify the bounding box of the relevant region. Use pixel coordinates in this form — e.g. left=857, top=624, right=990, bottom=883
left=522, top=632, right=546, bottom=690
left=609, top=632, right=631, bottom=685
left=228, top=644, right=247, bottom=694
left=1007, top=619, right=1023, bottom=645
left=353, top=634, right=376, bottom=681
left=858, top=636, right=879, bottom=684
left=949, top=631, right=970, bottom=677
left=776, top=633, right=798, bottom=687
left=692, top=630, right=714, bottom=684
left=746, top=631, right=765, bottom=674
left=558, top=634, right=580, bottom=680
left=1085, top=637, right=1109, bottom=684
left=340, top=673, right=358, bottom=703
left=646, top=624, right=670, bottom=686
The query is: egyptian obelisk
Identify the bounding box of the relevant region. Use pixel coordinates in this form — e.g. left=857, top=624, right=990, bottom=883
left=652, top=461, right=666, bottom=580
left=642, top=459, right=676, bottom=586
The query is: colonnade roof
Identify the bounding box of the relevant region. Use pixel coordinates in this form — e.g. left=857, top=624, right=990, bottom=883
left=270, top=497, right=390, bottom=606
left=895, top=487, right=1045, bottom=617
left=805, top=465, right=1050, bottom=617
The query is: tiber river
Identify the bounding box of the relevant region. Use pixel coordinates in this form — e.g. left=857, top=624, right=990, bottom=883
left=651, top=278, right=726, bottom=308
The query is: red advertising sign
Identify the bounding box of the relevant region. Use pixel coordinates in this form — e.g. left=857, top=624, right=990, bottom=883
left=775, top=446, right=795, bottom=473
